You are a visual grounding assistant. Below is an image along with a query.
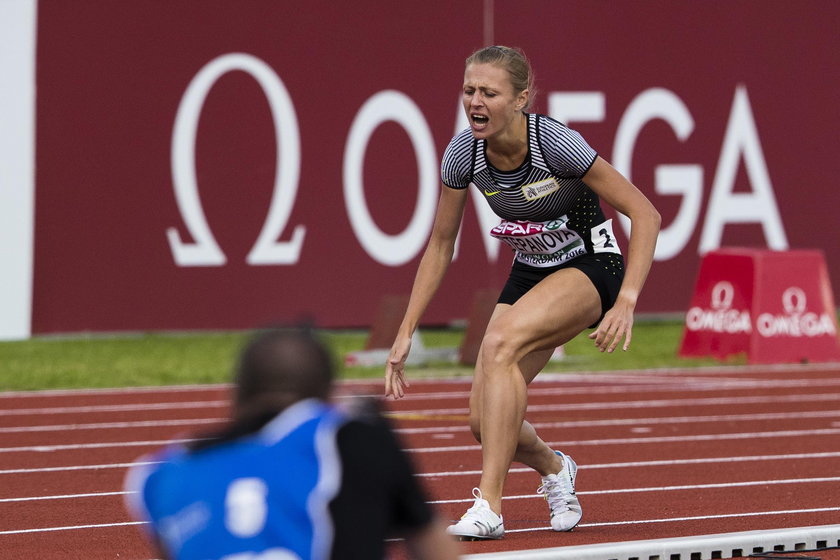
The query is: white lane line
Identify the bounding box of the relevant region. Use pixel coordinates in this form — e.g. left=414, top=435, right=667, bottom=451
left=0, top=461, right=159, bottom=475
left=582, top=477, right=840, bottom=495
left=0, top=491, right=130, bottom=503
left=2, top=409, right=838, bottom=446
left=419, top=451, right=840, bottom=478
left=3, top=506, right=838, bottom=537
left=497, top=507, right=840, bottom=535
left=3, top=426, right=838, bottom=456
left=429, top=476, right=840, bottom=505
left=5, top=450, right=840, bottom=478
left=3, top=392, right=838, bottom=434
left=0, top=392, right=379, bottom=416
left=0, top=418, right=224, bottom=434
left=3, top=376, right=839, bottom=417
left=0, top=384, right=230, bottom=399
left=392, top=376, right=840, bottom=402
left=390, top=392, right=840, bottom=416
left=8, top=475, right=840, bottom=506
left=0, top=438, right=198, bottom=454
left=0, top=401, right=228, bottom=416
left=396, top=409, right=840, bottom=435
left=565, top=506, right=840, bottom=530
left=407, top=427, right=840, bottom=454
left=536, top=362, right=840, bottom=377
left=0, top=520, right=147, bottom=535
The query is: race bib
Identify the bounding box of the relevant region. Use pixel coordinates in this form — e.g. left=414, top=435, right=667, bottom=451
left=489, top=216, right=586, bottom=268
left=589, top=219, right=622, bottom=255
left=490, top=217, right=621, bottom=268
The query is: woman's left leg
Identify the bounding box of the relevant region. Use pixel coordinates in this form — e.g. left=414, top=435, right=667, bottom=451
left=475, top=267, right=601, bottom=514
left=511, top=348, right=563, bottom=475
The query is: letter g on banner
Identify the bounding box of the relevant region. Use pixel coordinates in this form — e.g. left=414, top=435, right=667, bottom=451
left=613, top=88, right=702, bottom=261
left=167, top=53, right=304, bottom=266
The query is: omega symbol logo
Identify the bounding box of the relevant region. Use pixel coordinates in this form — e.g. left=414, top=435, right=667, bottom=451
left=710, top=281, right=735, bottom=310
left=781, top=287, right=807, bottom=314
left=167, top=53, right=305, bottom=267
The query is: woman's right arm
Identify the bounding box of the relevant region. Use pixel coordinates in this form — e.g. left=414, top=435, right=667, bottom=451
left=384, top=186, right=468, bottom=399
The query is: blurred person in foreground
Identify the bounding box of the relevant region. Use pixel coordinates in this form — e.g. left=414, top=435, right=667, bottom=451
left=125, top=327, right=459, bottom=560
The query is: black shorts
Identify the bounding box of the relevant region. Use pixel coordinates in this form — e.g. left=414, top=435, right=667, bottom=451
left=497, top=253, right=625, bottom=327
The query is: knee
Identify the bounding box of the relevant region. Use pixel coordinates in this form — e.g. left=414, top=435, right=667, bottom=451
left=480, top=326, right=520, bottom=369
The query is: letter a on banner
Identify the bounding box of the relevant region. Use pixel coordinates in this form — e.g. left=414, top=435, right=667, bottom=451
left=700, top=86, right=788, bottom=253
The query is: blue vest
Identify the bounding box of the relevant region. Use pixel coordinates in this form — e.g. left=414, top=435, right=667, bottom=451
left=127, top=400, right=346, bottom=560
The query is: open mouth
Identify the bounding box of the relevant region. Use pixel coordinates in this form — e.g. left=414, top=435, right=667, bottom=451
left=471, top=114, right=489, bottom=126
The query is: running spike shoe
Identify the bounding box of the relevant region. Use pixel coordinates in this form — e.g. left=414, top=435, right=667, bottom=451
left=446, top=487, right=504, bottom=540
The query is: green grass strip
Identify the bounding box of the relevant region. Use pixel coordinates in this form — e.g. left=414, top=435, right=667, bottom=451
left=0, top=321, right=732, bottom=392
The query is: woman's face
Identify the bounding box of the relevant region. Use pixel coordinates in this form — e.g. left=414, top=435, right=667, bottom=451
left=462, top=62, right=526, bottom=140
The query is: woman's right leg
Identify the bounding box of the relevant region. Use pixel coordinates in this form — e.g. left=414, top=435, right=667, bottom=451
left=467, top=267, right=599, bottom=507
left=451, top=297, right=592, bottom=539
left=510, top=349, right=566, bottom=475
left=469, top=343, right=563, bottom=475
left=467, top=307, right=570, bottom=481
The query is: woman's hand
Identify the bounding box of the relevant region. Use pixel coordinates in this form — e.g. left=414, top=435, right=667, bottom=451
left=384, top=334, right=413, bottom=399
left=588, top=295, right=635, bottom=353
left=582, top=158, right=659, bottom=354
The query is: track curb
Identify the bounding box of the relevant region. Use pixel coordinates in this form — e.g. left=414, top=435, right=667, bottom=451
left=464, top=524, right=840, bottom=560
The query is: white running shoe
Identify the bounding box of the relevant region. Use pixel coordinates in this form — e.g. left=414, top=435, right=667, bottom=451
left=446, top=488, right=504, bottom=540
left=537, top=450, right=582, bottom=531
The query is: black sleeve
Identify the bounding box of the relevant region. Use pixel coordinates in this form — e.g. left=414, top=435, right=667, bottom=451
left=329, top=400, right=434, bottom=560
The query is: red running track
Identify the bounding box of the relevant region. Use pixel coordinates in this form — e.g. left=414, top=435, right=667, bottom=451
left=1, top=364, right=840, bottom=559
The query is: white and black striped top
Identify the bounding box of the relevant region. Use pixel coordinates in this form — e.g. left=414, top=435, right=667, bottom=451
left=441, top=113, right=605, bottom=231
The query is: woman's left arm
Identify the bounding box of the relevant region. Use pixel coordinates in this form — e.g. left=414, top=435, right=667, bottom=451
left=582, top=156, right=661, bottom=352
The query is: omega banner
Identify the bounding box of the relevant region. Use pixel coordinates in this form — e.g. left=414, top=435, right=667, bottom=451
left=679, top=249, right=840, bottom=363
left=14, top=1, right=840, bottom=335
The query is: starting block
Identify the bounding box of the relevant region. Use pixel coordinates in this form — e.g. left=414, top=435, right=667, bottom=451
left=458, top=289, right=565, bottom=366
left=458, top=289, right=498, bottom=366
left=346, top=291, right=566, bottom=368
left=678, top=248, right=840, bottom=364
left=344, top=295, right=458, bottom=367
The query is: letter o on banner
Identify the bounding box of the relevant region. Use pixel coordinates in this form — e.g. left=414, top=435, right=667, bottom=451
left=343, top=90, right=437, bottom=266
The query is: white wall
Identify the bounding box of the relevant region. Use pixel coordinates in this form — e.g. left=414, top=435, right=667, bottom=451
left=0, top=0, right=37, bottom=339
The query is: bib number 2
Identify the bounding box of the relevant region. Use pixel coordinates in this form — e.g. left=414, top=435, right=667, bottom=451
left=591, top=219, right=622, bottom=255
